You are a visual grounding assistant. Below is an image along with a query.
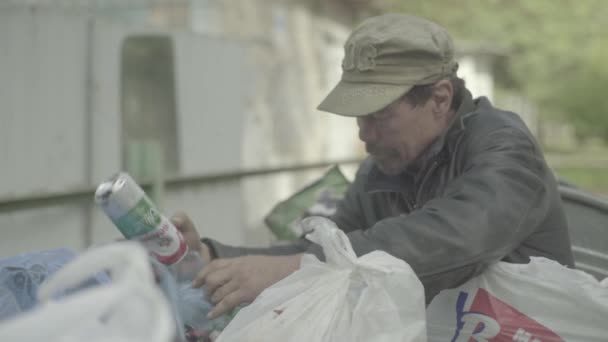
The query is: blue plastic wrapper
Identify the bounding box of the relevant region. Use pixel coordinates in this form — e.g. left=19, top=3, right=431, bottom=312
left=0, top=248, right=110, bottom=321
left=150, top=257, right=240, bottom=341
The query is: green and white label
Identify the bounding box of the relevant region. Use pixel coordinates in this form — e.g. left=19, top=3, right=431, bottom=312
left=113, top=196, right=161, bottom=238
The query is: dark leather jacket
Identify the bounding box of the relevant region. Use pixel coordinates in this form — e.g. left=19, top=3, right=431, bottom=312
left=207, top=89, right=574, bottom=303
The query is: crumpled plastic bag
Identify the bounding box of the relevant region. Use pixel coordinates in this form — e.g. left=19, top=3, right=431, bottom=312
left=426, top=257, right=608, bottom=341
left=0, top=248, right=109, bottom=321
left=0, top=242, right=174, bottom=342
left=150, top=257, right=240, bottom=341
left=216, top=216, right=427, bottom=342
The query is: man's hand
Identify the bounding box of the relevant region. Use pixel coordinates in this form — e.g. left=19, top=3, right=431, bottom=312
left=193, top=254, right=302, bottom=319
left=170, top=212, right=211, bottom=264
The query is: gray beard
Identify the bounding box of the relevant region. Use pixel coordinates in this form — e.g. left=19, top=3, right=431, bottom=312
left=371, top=155, right=408, bottom=176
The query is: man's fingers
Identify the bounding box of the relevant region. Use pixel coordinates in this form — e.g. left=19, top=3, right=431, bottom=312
left=202, top=267, right=235, bottom=297
left=192, top=259, right=231, bottom=288
left=210, top=279, right=239, bottom=304
left=170, top=211, right=195, bottom=234
left=208, top=290, right=243, bottom=319
left=169, top=211, right=204, bottom=254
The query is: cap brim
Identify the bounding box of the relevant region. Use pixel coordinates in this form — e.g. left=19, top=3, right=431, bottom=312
left=317, top=80, right=413, bottom=117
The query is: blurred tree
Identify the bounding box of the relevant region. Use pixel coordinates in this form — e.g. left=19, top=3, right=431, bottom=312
left=379, top=0, right=608, bottom=142
left=557, top=59, right=608, bottom=141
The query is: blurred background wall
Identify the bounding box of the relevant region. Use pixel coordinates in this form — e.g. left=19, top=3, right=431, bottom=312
left=1, top=0, right=606, bottom=256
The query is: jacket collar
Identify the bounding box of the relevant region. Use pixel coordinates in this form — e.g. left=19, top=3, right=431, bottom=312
left=365, top=89, right=477, bottom=193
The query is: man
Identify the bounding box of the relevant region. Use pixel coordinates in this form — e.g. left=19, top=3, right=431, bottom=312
left=172, top=13, right=574, bottom=319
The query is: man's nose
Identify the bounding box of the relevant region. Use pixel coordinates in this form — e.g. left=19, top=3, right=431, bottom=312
left=357, top=117, right=377, bottom=143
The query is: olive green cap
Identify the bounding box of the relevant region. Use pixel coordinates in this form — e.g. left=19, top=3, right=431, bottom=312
left=317, top=13, right=458, bottom=117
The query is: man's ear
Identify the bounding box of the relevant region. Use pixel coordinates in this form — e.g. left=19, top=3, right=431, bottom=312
left=431, top=79, right=454, bottom=119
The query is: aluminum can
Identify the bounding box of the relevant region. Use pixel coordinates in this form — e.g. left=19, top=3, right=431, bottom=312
left=94, top=172, right=188, bottom=265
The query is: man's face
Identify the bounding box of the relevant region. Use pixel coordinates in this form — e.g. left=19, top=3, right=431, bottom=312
left=357, top=94, right=449, bottom=175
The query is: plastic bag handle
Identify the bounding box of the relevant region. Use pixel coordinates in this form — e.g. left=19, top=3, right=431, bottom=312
left=2, top=243, right=175, bottom=342
left=48, top=280, right=173, bottom=341
left=38, top=242, right=153, bottom=302
left=301, top=216, right=357, bottom=268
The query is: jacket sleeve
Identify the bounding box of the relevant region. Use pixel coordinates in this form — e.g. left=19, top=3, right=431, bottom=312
left=201, top=238, right=311, bottom=259
left=202, top=165, right=369, bottom=260
left=320, top=128, right=552, bottom=302
left=203, top=182, right=365, bottom=260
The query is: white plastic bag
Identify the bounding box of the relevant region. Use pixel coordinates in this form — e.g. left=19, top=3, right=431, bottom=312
left=0, top=242, right=175, bottom=342
left=217, top=216, right=427, bottom=342
left=426, top=257, right=608, bottom=341
left=0, top=248, right=109, bottom=321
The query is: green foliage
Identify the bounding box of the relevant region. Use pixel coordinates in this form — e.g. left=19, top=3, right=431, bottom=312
left=380, top=0, right=608, bottom=141
left=556, top=59, right=608, bottom=141
left=556, top=167, right=608, bottom=195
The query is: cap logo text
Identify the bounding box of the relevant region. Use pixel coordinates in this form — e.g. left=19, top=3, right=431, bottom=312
left=342, top=43, right=377, bottom=72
